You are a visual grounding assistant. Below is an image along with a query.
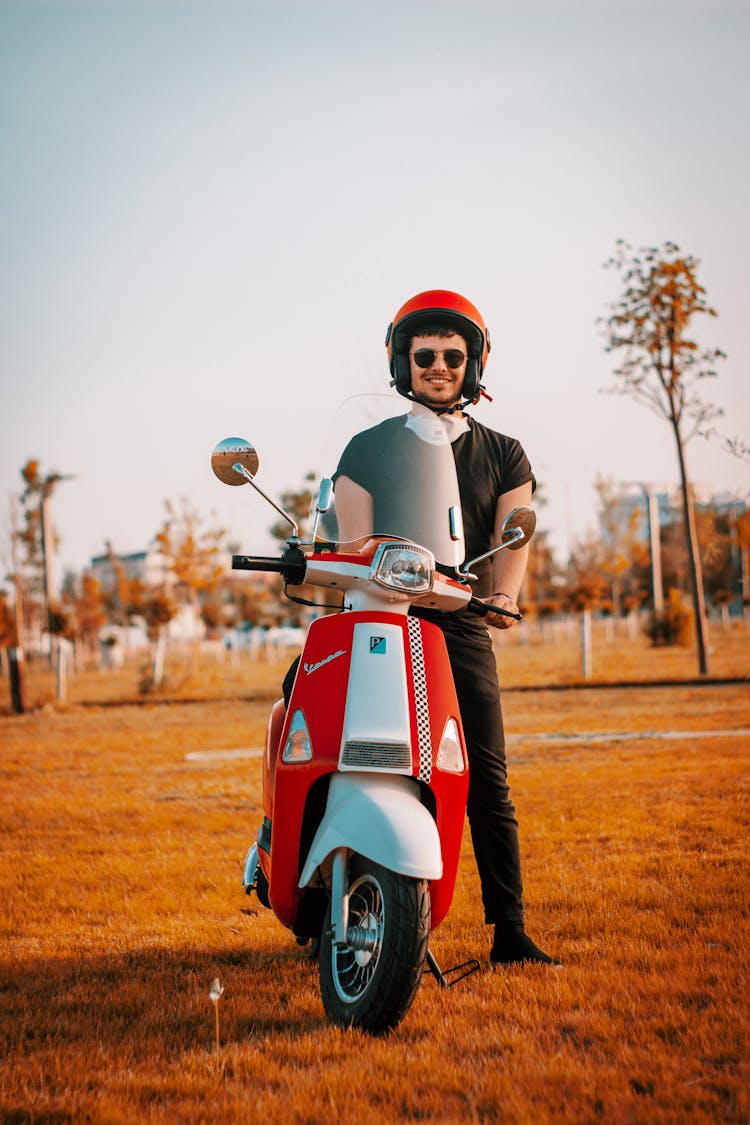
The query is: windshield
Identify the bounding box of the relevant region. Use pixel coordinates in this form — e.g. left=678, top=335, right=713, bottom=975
left=317, top=394, right=465, bottom=569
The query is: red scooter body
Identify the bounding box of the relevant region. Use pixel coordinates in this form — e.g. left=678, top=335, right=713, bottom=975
left=258, top=604, right=469, bottom=932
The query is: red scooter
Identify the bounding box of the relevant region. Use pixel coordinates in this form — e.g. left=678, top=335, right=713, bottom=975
left=212, top=398, right=535, bottom=1033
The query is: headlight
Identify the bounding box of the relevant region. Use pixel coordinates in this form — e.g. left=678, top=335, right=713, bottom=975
left=371, top=544, right=434, bottom=595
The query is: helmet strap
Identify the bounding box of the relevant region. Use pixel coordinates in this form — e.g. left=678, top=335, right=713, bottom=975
left=434, top=395, right=478, bottom=417
left=389, top=379, right=484, bottom=418
left=435, top=401, right=467, bottom=417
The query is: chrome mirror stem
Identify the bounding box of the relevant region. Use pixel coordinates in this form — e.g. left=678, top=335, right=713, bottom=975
left=232, top=462, right=299, bottom=539
left=460, top=527, right=524, bottom=575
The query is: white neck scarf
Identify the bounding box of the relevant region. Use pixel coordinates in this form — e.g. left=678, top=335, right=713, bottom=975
left=405, top=402, right=470, bottom=445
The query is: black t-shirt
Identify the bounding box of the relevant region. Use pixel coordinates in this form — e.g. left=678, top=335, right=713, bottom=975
left=334, top=414, right=535, bottom=599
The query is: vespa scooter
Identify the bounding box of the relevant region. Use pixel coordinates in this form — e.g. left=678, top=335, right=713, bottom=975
left=212, top=398, right=535, bottom=1033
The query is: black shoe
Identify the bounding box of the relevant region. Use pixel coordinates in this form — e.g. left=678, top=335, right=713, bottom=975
left=490, top=926, right=561, bottom=967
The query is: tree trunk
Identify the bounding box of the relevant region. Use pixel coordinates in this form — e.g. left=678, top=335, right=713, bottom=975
left=9, top=647, right=26, bottom=714
left=671, top=419, right=709, bottom=675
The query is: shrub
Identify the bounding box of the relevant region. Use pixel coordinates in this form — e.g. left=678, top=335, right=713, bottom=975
left=643, top=588, right=693, bottom=646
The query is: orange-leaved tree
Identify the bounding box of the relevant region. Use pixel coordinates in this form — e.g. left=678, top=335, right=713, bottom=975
left=601, top=240, right=726, bottom=675
left=19, top=459, right=75, bottom=642
left=75, top=573, right=107, bottom=662
left=154, top=498, right=226, bottom=612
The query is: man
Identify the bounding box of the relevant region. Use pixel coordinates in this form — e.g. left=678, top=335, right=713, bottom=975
left=333, top=289, right=559, bottom=967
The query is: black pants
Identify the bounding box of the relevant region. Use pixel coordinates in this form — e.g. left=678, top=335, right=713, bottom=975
left=437, top=617, right=524, bottom=926
left=282, top=614, right=524, bottom=927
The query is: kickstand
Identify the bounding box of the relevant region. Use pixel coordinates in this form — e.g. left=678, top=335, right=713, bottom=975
left=425, top=948, right=481, bottom=989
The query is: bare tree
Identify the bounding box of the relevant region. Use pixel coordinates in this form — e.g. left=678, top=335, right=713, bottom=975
left=601, top=240, right=727, bottom=675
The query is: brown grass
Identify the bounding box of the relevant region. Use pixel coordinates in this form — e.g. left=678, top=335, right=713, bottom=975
left=1, top=635, right=749, bottom=1123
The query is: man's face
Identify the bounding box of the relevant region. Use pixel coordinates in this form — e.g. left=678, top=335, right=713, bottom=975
left=409, top=332, right=468, bottom=410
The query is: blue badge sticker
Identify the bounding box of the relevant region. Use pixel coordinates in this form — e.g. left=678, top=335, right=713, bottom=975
left=369, top=636, right=387, bottom=654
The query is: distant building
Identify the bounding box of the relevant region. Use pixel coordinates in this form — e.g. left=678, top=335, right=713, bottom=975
left=601, top=485, right=748, bottom=544
left=90, top=548, right=234, bottom=593
left=90, top=549, right=172, bottom=592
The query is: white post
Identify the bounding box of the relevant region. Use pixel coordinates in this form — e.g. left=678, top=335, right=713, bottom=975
left=55, top=639, right=68, bottom=702
left=153, top=631, right=166, bottom=689
left=581, top=608, right=592, bottom=680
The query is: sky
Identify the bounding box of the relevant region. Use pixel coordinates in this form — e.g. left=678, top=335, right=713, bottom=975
left=2, top=0, right=749, bottom=592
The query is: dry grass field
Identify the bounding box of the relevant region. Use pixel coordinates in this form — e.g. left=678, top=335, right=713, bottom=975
left=1, top=626, right=748, bottom=1123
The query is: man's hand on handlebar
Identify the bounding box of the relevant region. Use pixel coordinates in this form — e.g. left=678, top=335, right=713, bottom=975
left=484, top=592, right=522, bottom=630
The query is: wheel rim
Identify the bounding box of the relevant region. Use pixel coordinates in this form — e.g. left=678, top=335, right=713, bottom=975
left=330, top=872, right=385, bottom=1004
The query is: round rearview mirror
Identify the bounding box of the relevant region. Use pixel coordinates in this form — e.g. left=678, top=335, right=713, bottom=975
left=501, top=505, right=536, bottom=549
left=211, top=438, right=259, bottom=486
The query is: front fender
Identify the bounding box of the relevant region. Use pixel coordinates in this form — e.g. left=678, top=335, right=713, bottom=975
left=298, top=772, right=442, bottom=887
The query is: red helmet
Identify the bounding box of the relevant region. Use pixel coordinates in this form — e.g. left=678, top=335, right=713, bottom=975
left=385, top=289, right=491, bottom=402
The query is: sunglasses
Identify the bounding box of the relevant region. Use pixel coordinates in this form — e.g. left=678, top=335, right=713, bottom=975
left=411, top=348, right=467, bottom=370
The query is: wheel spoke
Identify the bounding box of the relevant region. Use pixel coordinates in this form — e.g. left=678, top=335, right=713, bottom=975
left=331, top=872, right=384, bottom=1003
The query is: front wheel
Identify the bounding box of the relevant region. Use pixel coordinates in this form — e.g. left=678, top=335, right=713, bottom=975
left=319, top=855, right=430, bottom=1034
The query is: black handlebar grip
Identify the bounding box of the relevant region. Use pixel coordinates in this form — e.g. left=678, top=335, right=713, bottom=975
left=232, top=555, right=285, bottom=572
left=467, top=596, right=522, bottom=621
left=232, top=549, right=307, bottom=585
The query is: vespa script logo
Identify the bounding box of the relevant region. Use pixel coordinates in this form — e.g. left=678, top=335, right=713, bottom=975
left=303, top=649, right=347, bottom=676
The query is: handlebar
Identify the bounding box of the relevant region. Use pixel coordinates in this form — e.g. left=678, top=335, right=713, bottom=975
left=232, top=555, right=285, bottom=572
left=230, top=550, right=521, bottom=620
left=232, top=547, right=306, bottom=585
left=466, top=596, right=522, bottom=622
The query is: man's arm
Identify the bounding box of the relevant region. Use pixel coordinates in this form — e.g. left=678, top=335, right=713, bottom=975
left=484, top=481, right=533, bottom=630
left=333, top=476, right=373, bottom=543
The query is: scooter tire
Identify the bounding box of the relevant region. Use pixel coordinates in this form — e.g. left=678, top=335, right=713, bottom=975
left=319, top=855, right=431, bottom=1034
